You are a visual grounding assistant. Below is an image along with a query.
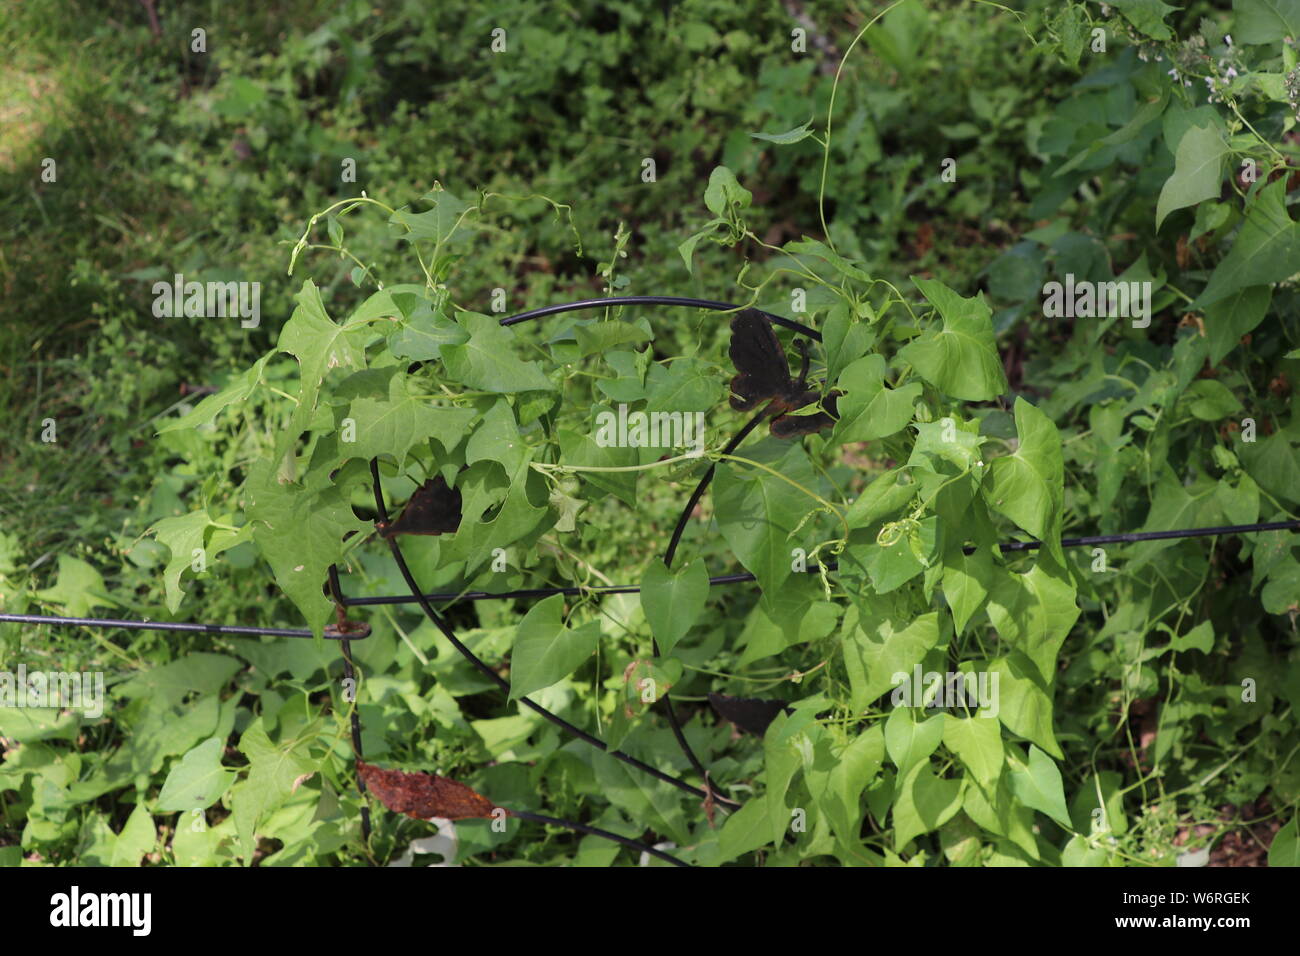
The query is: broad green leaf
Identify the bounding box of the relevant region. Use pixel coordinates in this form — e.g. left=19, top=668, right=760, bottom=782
left=900, top=277, right=1007, bottom=401
left=1156, top=123, right=1227, bottom=229
left=831, top=354, right=923, bottom=444
left=841, top=611, right=942, bottom=711
left=764, top=712, right=806, bottom=845
left=34, top=555, right=118, bottom=618
left=718, top=796, right=775, bottom=861
left=1241, top=431, right=1300, bottom=506
left=1205, top=286, right=1272, bottom=365
left=1007, top=745, right=1072, bottom=829
left=157, top=737, right=236, bottom=811
left=1235, top=0, right=1300, bottom=44
left=150, top=510, right=253, bottom=613
left=983, top=398, right=1065, bottom=564
left=390, top=306, right=468, bottom=361
left=943, top=715, right=1004, bottom=791
left=703, top=166, right=752, bottom=218
left=892, top=762, right=963, bottom=850
left=816, top=725, right=885, bottom=845
left=1194, top=181, right=1300, bottom=308
left=990, top=654, right=1062, bottom=759
left=884, top=708, right=945, bottom=777
left=985, top=559, right=1079, bottom=686
left=115, top=653, right=241, bottom=709
left=440, top=312, right=554, bottom=393
left=442, top=457, right=550, bottom=577
left=714, top=444, right=817, bottom=599
left=389, top=186, right=473, bottom=245
left=942, top=542, right=994, bottom=635
left=109, top=805, right=157, bottom=867
left=639, top=559, right=708, bottom=655
left=508, top=595, right=601, bottom=700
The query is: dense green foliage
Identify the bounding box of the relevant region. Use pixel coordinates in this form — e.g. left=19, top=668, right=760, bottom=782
left=1, top=0, right=1297, bottom=867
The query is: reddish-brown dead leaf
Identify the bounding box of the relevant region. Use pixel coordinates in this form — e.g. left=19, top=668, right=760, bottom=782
left=356, top=761, right=503, bottom=820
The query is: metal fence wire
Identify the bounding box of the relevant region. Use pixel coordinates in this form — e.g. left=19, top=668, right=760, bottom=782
left=4, top=296, right=1297, bottom=867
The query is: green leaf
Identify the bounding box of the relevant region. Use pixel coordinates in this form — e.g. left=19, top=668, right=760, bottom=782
left=508, top=595, right=601, bottom=700
left=943, top=715, right=1004, bottom=791
left=714, top=444, right=817, bottom=600
left=116, top=653, right=240, bottom=709
left=440, top=312, right=554, bottom=393
left=1110, top=0, right=1178, bottom=40
left=231, top=718, right=317, bottom=861
left=703, top=166, right=752, bottom=218
left=157, top=352, right=273, bottom=434
left=247, top=468, right=369, bottom=637
left=639, top=559, right=708, bottom=655
left=1194, top=181, right=1300, bottom=308
left=1169, top=620, right=1215, bottom=654
left=109, top=805, right=157, bottom=867
left=900, top=277, right=1008, bottom=401
left=1156, top=123, right=1228, bottom=229
left=278, top=280, right=371, bottom=432
left=390, top=306, right=468, bottom=361
left=990, top=654, right=1062, bottom=759
left=1007, top=745, right=1072, bottom=829
left=389, top=186, right=473, bottom=244
left=884, top=708, right=946, bottom=777
left=892, top=762, right=963, bottom=850
left=1269, top=814, right=1300, bottom=866
left=983, top=398, right=1065, bottom=564
left=841, top=611, right=942, bottom=711
left=151, top=510, right=252, bottom=613
left=831, top=354, right=922, bottom=444
left=942, top=542, right=994, bottom=635
left=985, top=559, right=1079, bottom=686
left=1182, top=379, right=1243, bottom=421
left=1241, top=431, right=1300, bottom=505
left=1205, top=286, right=1272, bottom=365
left=718, top=796, right=775, bottom=861
left=1234, top=0, right=1300, bottom=44
left=157, top=738, right=236, bottom=812
left=344, top=370, right=468, bottom=468
left=816, top=725, right=885, bottom=845
left=750, top=122, right=814, bottom=145
left=34, top=555, right=118, bottom=618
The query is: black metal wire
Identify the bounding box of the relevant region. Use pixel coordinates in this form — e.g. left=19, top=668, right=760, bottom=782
left=0, top=611, right=330, bottom=639
left=499, top=295, right=821, bottom=341
left=509, top=809, right=687, bottom=867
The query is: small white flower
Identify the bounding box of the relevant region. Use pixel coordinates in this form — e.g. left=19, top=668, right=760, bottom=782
left=1226, top=67, right=1238, bottom=78
left=1225, top=35, right=1232, bottom=47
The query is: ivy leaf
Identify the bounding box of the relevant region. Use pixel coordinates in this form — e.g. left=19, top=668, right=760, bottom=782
left=507, top=594, right=601, bottom=700
left=831, top=354, right=923, bottom=444
left=900, top=277, right=1007, bottom=401
left=440, top=312, right=554, bottom=393
left=442, top=458, right=550, bottom=578
left=390, top=306, right=468, bottom=361
left=151, top=509, right=253, bottom=612
left=639, top=559, right=708, bottom=655
left=34, top=555, right=119, bottom=618
left=1156, top=123, right=1228, bottom=229
left=389, top=186, right=473, bottom=245
left=983, top=397, right=1065, bottom=565
left=157, top=737, right=236, bottom=812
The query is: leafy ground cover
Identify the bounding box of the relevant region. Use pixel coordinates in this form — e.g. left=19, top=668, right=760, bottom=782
left=0, top=0, right=1297, bottom=867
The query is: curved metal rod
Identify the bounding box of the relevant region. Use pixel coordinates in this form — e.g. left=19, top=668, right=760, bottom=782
left=499, top=295, right=821, bottom=341
left=367, top=459, right=722, bottom=810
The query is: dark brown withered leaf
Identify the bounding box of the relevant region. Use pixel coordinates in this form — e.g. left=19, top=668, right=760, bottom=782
left=708, top=692, right=793, bottom=736
left=356, top=760, right=502, bottom=820
left=728, top=310, right=837, bottom=438
left=378, top=474, right=462, bottom=538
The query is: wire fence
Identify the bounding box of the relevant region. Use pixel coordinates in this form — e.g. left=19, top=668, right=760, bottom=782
left=5, top=295, right=1297, bottom=867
